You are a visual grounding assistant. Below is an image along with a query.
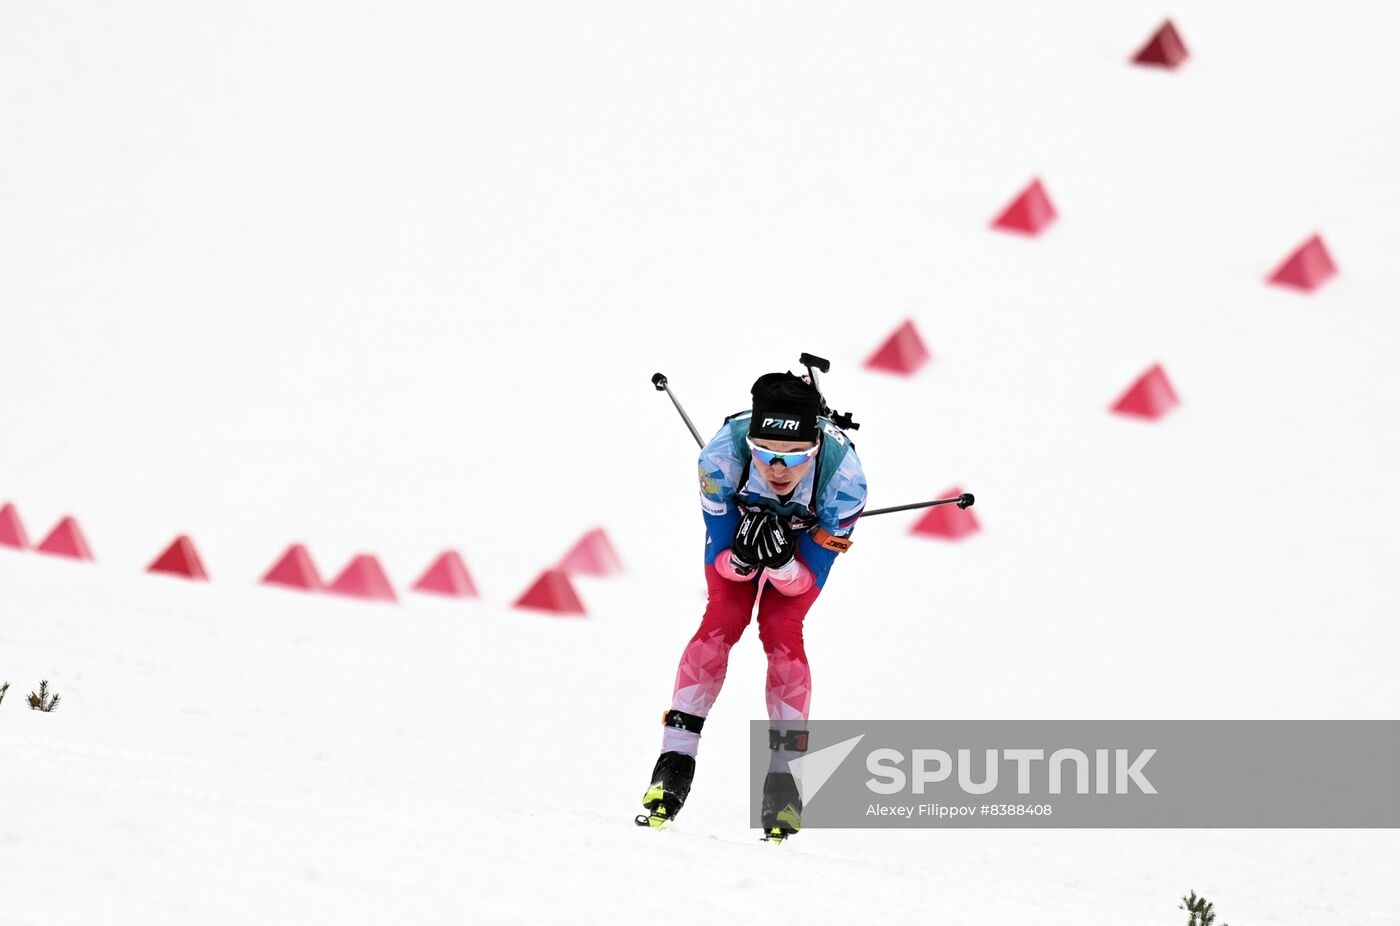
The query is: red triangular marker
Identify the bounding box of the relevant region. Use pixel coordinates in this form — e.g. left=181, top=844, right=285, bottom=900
left=1132, top=20, right=1189, bottom=69
left=1111, top=363, right=1180, bottom=420
left=327, top=554, right=397, bottom=603
left=558, top=528, right=623, bottom=578
left=513, top=569, right=586, bottom=616
left=991, top=178, right=1056, bottom=235
left=1268, top=235, right=1337, bottom=292
left=0, top=502, right=29, bottom=550
left=911, top=486, right=980, bottom=540
left=147, top=534, right=209, bottom=580
left=413, top=550, right=479, bottom=597
left=36, top=516, right=94, bottom=561
left=261, top=543, right=323, bottom=591
left=864, top=319, right=931, bottom=376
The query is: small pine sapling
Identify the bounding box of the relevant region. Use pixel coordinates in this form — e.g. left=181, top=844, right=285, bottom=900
left=1181, top=890, right=1227, bottom=926
left=28, top=680, right=60, bottom=712
left=0, top=681, right=9, bottom=706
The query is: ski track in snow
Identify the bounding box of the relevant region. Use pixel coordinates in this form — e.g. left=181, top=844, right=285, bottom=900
left=1, top=557, right=1396, bottom=924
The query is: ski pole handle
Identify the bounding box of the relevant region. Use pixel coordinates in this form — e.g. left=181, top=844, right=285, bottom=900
left=861, top=493, right=974, bottom=518
left=652, top=373, right=705, bottom=449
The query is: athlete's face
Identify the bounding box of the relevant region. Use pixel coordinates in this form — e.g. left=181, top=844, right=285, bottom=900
left=750, top=437, right=818, bottom=495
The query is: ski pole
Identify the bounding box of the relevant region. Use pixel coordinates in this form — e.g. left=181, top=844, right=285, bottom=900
left=860, top=493, right=974, bottom=518
left=652, top=373, right=705, bottom=449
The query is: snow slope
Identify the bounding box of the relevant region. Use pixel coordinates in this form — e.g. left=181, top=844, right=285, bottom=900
left=2, top=1, right=1399, bottom=923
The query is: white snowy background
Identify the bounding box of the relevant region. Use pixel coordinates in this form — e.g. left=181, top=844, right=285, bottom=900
left=2, top=1, right=1398, bottom=923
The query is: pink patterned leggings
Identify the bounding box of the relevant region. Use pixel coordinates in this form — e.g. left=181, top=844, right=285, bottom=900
left=665, top=563, right=821, bottom=755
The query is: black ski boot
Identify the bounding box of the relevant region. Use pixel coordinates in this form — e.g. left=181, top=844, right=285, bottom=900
left=636, top=709, right=705, bottom=828
left=760, top=770, right=802, bottom=842
left=636, top=751, right=696, bottom=828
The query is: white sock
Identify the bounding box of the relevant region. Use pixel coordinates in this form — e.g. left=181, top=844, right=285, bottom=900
left=662, top=727, right=700, bottom=757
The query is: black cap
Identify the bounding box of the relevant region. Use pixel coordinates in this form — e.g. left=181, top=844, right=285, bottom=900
left=749, top=372, right=821, bottom=443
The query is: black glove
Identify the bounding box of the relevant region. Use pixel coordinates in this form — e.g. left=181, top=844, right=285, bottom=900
left=731, top=510, right=796, bottom=572
left=728, top=510, right=768, bottom=576
left=752, top=514, right=796, bottom=570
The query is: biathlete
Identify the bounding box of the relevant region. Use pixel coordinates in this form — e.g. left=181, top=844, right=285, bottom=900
left=638, top=371, right=868, bottom=842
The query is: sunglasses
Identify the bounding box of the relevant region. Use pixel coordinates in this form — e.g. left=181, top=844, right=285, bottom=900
left=746, top=437, right=819, bottom=468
